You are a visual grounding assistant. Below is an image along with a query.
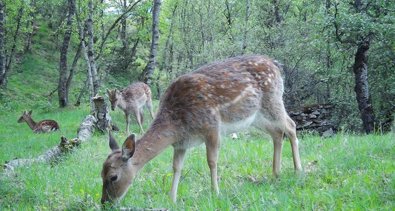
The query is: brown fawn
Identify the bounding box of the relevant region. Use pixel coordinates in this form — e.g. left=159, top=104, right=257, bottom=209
left=17, top=110, right=60, bottom=133
left=101, top=55, right=302, bottom=205
left=107, top=82, right=155, bottom=134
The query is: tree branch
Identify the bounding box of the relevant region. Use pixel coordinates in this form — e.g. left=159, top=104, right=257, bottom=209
left=95, top=0, right=143, bottom=61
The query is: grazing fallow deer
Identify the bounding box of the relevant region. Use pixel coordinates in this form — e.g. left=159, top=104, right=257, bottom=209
left=107, top=82, right=155, bottom=134
left=17, top=110, right=60, bottom=133
left=100, top=55, right=303, bottom=205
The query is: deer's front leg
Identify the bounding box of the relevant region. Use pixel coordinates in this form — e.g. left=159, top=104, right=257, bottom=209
left=205, top=130, right=220, bottom=195
left=170, top=148, right=186, bottom=203
left=125, top=112, right=130, bottom=134
left=133, top=108, right=144, bottom=133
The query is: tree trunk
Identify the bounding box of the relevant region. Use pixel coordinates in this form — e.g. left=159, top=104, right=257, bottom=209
left=353, top=39, right=375, bottom=134
left=87, top=0, right=99, bottom=96
left=58, top=0, right=75, bottom=107
left=273, top=0, right=283, bottom=24
left=120, top=0, right=128, bottom=50
left=66, top=40, right=82, bottom=93
left=241, top=0, right=250, bottom=54
left=92, top=95, right=112, bottom=133
left=0, top=1, right=5, bottom=87
left=2, top=7, right=23, bottom=87
left=24, top=0, right=37, bottom=53
left=141, top=0, right=161, bottom=85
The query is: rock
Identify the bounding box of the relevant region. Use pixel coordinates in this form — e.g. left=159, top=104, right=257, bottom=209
left=312, top=110, right=320, bottom=116
left=322, top=128, right=334, bottom=138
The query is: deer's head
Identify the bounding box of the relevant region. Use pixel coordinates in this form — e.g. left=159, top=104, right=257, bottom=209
left=17, top=110, right=33, bottom=123
left=107, top=89, right=121, bottom=111
left=101, top=132, right=137, bottom=205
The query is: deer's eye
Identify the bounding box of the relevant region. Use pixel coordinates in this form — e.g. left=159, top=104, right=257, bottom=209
left=110, top=175, right=118, bottom=182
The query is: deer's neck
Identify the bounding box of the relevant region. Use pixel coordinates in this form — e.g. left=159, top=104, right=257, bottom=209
left=24, top=117, right=37, bottom=130
left=131, top=119, right=178, bottom=171
left=117, top=96, right=128, bottom=111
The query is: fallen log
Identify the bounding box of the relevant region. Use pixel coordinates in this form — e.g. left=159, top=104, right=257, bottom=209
left=3, top=137, right=81, bottom=173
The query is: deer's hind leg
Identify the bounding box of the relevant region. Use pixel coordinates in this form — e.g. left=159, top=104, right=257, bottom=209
left=146, top=98, right=155, bottom=119
left=205, top=128, right=220, bottom=195
left=133, top=107, right=144, bottom=133
left=265, top=127, right=285, bottom=177
left=170, top=148, right=187, bottom=203
left=284, top=116, right=302, bottom=172
left=256, top=100, right=302, bottom=176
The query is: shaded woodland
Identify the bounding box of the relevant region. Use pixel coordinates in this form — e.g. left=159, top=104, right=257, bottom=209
left=0, top=0, right=394, bottom=134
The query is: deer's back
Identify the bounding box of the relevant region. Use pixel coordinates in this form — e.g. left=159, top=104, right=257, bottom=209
left=158, top=55, right=284, bottom=133
left=121, top=82, right=151, bottom=105
left=34, top=120, right=60, bottom=133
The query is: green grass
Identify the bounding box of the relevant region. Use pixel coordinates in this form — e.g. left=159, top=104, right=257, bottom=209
left=0, top=105, right=394, bottom=210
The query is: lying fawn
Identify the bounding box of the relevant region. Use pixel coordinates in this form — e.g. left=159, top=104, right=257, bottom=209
left=107, top=82, right=155, bottom=134
left=17, top=110, right=60, bottom=133
left=101, top=55, right=302, bottom=205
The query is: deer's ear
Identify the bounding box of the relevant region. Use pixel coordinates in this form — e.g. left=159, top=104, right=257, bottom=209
left=109, top=131, right=120, bottom=151
left=121, top=134, right=136, bottom=161
left=106, top=89, right=110, bottom=95
left=28, top=110, right=32, bottom=115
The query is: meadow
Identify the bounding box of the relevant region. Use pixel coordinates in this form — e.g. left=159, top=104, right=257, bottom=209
left=0, top=104, right=394, bottom=210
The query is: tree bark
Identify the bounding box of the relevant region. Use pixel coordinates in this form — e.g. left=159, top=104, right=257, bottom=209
left=120, top=0, right=128, bottom=50
left=92, top=95, right=112, bottom=133
left=141, top=0, right=161, bottom=85
left=58, top=0, right=75, bottom=107
left=86, top=0, right=99, bottom=96
left=66, top=40, right=82, bottom=93
left=353, top=39, right=375, bottom=134
left=0, top=1, right=5, bottom=86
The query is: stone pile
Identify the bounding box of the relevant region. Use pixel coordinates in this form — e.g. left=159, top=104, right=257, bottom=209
left=289, top=104, right=336, bottom=136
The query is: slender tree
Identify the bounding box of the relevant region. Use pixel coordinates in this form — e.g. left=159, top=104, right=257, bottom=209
left=86, top=0, right=99, bottom=96
left=141, top=0, right=161, bottom=85
left=58, top=0, right=75, bottom=107
left=24, top=0, right=37, bottom=52
left=0, top=1, right=5, bottom=86
left=2, top=6, right=24, bottom=87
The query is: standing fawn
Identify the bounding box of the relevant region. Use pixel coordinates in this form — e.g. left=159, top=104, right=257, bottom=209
left=107, top=82, right=155, bottom=134
left=17, top=110, right=60, bottom=133
left=100, top=55, right=302, bottom=205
